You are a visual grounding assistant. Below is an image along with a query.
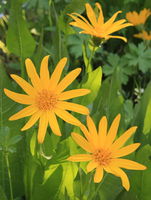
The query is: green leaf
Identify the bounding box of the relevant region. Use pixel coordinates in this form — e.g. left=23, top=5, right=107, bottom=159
left=129, top=145, right=151, bottom=200
left=0, top=185, right=8, bottom=200
left=143, top=99, right=151, bottom=134
left=6, top=0, right=36, bottom=58
left=59, top=162, right=78, bottom=199
left=80, top=67, right=102, bottom=106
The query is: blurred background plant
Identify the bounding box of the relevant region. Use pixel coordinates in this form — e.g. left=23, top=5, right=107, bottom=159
left=0, top=0, right=151, bottom=200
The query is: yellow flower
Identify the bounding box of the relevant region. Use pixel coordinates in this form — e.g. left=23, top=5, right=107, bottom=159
left=67, top=114, right=146, bottom=190
left=68, top=2, right=132, bottom=42
left=134, top=30, right=151, bottom=40
left=4, top=56, right=90, bottom=143
left=126, top=9, right=151, bottom=26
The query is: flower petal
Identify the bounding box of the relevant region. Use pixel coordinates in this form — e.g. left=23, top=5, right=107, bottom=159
left=113, top=143, right=140, bottom=158
left=95, top=3, right=104, bottom=24
left=59, top=89, right=90, bottom=100
left=106, top=114, right=121, bottom=147
left=56, top=68, right=81, bottom=93
left=55, top=109, right=81, bottom=126
left=110, top=126, right=137, bottom=150
left=40, top=55, right=50, bottom=86
left=71, top=132, right=93, bottom=153
left=105, top=166, right=130, bottom=191
left=4, top=89, right=34, bottom=105
left=106, top=35, right=127, bottom=42
left=94, top=166, right=103, bottom=183
left=85, top=3, right=97, bottom=27
left=67, top=154, right=92, bottom=162
left=9, top=105, right=38, bottom=120
left=48, top=112, right=61, bottom=136
left=104, top=11, right=122, bottom=29
left=49, top=57, right=67, bottom=90
left=37, top=113, right=49, bottom=144
left=112, top=158, right=146, bottom=170
left=87, top=160, right=98, bottom=172
left=98, top=116, right=107, bottom=147
left=86, top=116, right=99, bottom=149
left=21, top=111, right=42, bottom=131
left=25, top=58, right=42, bottom=90
left=57, top=101, right=89, bottom=115
left=10, top=74, right=35, bottom=95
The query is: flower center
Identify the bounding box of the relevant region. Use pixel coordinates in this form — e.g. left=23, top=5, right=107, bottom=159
left=36, top=89, right=58, bottom=111
left=93, top=149, right=112, bottom=166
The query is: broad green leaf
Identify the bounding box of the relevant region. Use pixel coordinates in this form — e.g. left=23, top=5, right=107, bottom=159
left=80, top=67, right=102, bottom=106
left=6, top=0, right=36, bottom=58
left=59, top=162, right=78, bottom=199
left=143, top=99, right=151, bottom=134
left=129, top=145, right=151, bottom=200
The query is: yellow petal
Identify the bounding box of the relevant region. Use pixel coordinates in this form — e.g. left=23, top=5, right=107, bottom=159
left=49, top=57, right=67, bottom=90
left=105, top=166, right=130, bottom=191
left=9, top=105, right=38, bottom=120
left=55, top=109, right=81, bottom=126
left=25, top=58, right=42, bottom=90
left=71, top=132, right=93, bottom=153
left=113, top=143, right=140, bottom=158
left=37, top=113, right=49, bottom=144
left=106, top=35, right=127, bottom=42
left=95, top=3, right=104, bottom=24
left=4, top=89, right=34, bottom=105
left=59, top=89, right=90, bottom=100
left=112, top=167, right=130, bottom=191
left=80, top=124, right=92, bottom=143
left=40, top=55, right=50, bottom=86
left=56, top=68, right=81, bottom=93
left=87, top=160, right=98, bottom=172
left=48, top=112, right=61, bottom=136
left=112, top=158, right=147, bottom=170
left=104, top=11, right=122, bottom=29
left=85, top=3, right=97, bottom=27
left=94, top=166, right=103, bottom=183
left=98, top=116, right=107, bottom=147
left=11, top=74, right=35, bottom=95
left=87, top=116, right=98, bottom=143
left=68, top=14, right=93, bottom=32
left=110, top=126, right=137, bottom=150
left=106, top=114, right=121, bottom=147
left=67, top=154, right=92, bottom=162
left=57, top=101, right=89, bottom=115
left=21, top=111, right=42, bottom=131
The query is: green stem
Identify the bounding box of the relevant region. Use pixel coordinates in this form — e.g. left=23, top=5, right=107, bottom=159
left=5, top=152, right=14, bottom=200
left=87, top=45, right=96, bottom=72
left=91, top=173, right=107, bottom=200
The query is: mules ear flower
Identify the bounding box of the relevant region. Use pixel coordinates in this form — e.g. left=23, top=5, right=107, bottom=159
left=134, top=30, right=151, bottom=40
left=126, top=9, right=151, bottom=26
left=68, top=2, right=132, bottom=42
left=4, top=56, right=90, bottom=143
left=67, top=114, right=146, bottom=191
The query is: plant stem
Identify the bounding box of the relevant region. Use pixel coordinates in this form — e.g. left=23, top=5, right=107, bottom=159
left=5, top=152, right=13, bottom=200
left=87, top=45, right=96, bottom=72
left=91, top=173, right=107, bottom=200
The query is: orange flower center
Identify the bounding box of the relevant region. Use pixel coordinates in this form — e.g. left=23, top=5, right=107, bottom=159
left=93, top=149, right=111, bottom=166
left=36, top=89, right=58, bottom=111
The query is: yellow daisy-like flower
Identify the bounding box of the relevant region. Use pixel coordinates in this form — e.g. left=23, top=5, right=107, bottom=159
left=126, top=9, right=151, bottom=26
left=4, top=56, right=90, bottom=143
left=67, top=114, right=146, bottom=191
left=134, top=30, right=151, bottom=40
left=68, top=2, right=132, bottom=42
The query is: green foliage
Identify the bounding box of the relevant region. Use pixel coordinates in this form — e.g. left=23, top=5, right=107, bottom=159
left=125, top=42, right=151, bottom=73
left=6, top=0, right=36, bottom=58
left=0, top=0, right=151, bottom=199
